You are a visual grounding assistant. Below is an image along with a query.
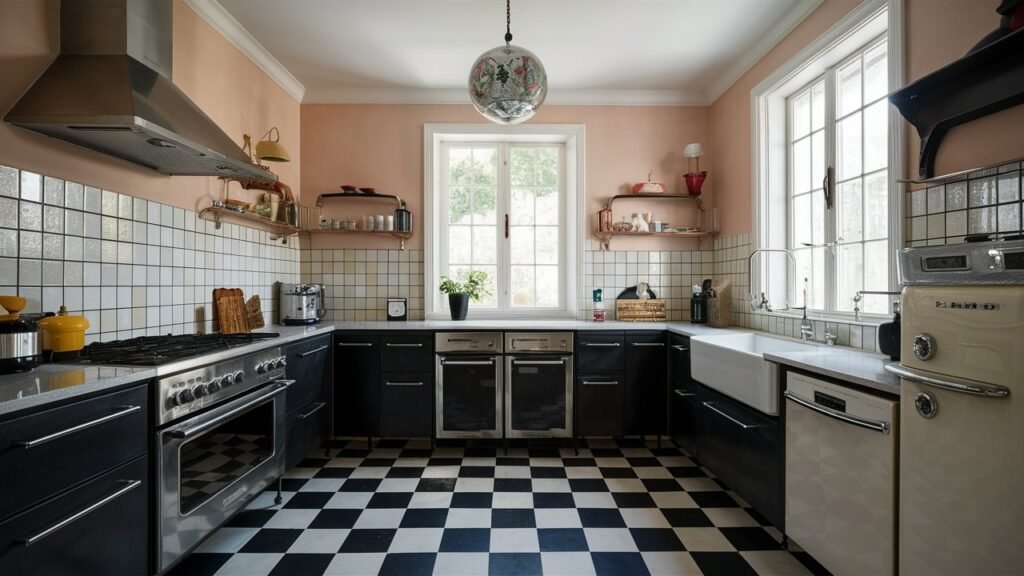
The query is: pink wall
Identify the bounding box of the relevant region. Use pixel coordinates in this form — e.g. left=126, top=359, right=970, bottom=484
left=0, top=0, right=300, bottom=211
left=709, top=0, right=1024, bottom=235
left=300, top=104, right=710, bottom=250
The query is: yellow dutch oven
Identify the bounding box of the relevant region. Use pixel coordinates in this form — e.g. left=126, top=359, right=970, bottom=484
left=38, top=305, right=90, bottom=361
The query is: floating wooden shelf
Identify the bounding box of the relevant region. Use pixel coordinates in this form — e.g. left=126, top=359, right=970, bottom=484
left=598, top=193, right=710, bottom=249
left=307, top=229, right=413, bottom=250
left=197, top=205, right=304, bottom=241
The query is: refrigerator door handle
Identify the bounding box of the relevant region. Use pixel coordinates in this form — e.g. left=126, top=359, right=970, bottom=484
left=885, top=364, right=1010, bottom=398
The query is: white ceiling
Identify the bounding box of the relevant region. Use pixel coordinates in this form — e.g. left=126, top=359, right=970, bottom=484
left=205, top=0, right=820, bottom=105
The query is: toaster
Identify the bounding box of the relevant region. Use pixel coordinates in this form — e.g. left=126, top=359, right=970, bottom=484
left=279, top=283, right=325, bottom=325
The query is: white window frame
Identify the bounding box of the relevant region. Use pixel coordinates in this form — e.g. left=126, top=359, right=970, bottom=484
left=751, top=0, right=904, bottom=322
left=424, top=124, right=584, bottom=320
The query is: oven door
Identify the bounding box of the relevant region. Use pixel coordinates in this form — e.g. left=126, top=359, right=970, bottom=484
left=436, top=355, right=502, bottom=438
left=157, top=380, right=290, bottom=573
left=505, top=355, right=573, bottom=438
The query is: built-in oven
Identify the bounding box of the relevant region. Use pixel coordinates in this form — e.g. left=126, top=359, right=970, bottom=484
left=155, top=348, right=292, bottom=574
left=505, top=332, right=573, bottom=438
left=435, top=332, right=503, bottom=438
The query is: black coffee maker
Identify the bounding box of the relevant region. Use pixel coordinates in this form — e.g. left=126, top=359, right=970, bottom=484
left=691, top=280, right=711, bottom=324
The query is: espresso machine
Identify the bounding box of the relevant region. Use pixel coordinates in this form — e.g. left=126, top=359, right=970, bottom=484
left=278, top=283, right=326, bottom=325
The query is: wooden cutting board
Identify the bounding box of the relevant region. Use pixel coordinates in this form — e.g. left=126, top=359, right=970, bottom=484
left=213, top=288, right=249, bottom=333
left=246, top=295, right=265, bottom=330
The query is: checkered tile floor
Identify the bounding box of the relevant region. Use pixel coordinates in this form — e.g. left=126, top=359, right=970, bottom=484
left=166, top=438, right=829, bottom=576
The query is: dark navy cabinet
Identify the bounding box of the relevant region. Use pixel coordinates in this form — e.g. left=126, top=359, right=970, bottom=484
left=284, top=334, right=333, bottom=468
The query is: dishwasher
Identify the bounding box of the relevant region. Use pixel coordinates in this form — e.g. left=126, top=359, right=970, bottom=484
left=784, top=372, right=898, bottom=576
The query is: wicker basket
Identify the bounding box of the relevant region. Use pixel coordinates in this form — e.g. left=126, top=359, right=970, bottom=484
left=615, top=298, right=667, bottom=322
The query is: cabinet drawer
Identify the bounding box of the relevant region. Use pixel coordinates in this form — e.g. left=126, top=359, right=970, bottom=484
left=669, top=334, right=691, bottom=386
left=576, top=332, right=624, bottom=371
left=284, top=335, right=332, bottom=412
left=380, top=372, right=433, bottom=438
left=669, top=386, right=701, bottom=458
left=286, top=398, right=331, bottom=469
left=575, top=373, right=624, bottom=437
left=380, top=334, right=433, bottom=372
left=0, top=455, right=148, bottom=575
left=0, top=383, right=148, bottom=521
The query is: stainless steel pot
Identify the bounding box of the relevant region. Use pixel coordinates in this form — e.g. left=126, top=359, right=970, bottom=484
left=0, top=316, right=41, bottom=374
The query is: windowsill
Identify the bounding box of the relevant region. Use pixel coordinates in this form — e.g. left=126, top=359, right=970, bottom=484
left=749, top=308, right=886, bottom=328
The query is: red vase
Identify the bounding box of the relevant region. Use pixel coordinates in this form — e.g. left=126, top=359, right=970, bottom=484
left=684, top=171, right=707, bottom=196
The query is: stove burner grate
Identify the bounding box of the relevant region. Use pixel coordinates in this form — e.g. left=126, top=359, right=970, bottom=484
left=83, top=333, right=280, bottom=366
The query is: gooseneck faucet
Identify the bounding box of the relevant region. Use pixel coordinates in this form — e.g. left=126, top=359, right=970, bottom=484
left=747, top=248, right=799, bottom=312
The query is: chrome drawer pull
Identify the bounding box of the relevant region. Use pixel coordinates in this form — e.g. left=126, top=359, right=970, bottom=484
left=581, top=342, right=620, bottom=347
left=298, top=345, right=329, bottom=358
left=582, top=380, right=618, bottom=386
left=18, top=405, right=141, bottom=449
left=22, top=479, right=142, bottom=546
left=673, top=389, right=696, bottom=398
left=784, top=391, right=890, bottom=434
left=512, top=359, right=566, bottom=366
left=386, top=342, right=425, bottom=348
left=386, top=381, right=425, bottom=387
left=702, top=401, right=764, bottom=430
left=631, top=342, right=665, bottom=347
left=338, top=342, right=374, bottom=347
left=297, top=402, right=326, bottom=419
left=671, top=345, right=689, bottom=352
left=441, top=359, right=496, bottom=366
left=885, top=364, right=1009, bottom=398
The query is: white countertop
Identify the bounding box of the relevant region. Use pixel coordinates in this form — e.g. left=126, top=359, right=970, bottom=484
left=764, top=348, right=900, bottom=395
left=0, top=364, right=156, bottom=417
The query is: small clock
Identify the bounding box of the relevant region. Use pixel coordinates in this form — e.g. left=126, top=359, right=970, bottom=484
left=386, top=298, right=407, bottom=321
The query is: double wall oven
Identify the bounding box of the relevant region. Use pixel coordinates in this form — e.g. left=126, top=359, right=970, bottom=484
left=435, top=332, right=573, bottom=439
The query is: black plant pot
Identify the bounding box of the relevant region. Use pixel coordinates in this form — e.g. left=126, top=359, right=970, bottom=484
left=448, top=294, right=470, bottom=320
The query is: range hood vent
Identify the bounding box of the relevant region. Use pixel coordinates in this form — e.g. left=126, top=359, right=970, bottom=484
left=4, top=0, right=274, bottom=181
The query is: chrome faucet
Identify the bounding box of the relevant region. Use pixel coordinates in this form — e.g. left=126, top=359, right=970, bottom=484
left=853, top=290, right=903, bottom=321
left=748, top=248, right=798, bottom=311
left=793, top=306, right=814, bottom=340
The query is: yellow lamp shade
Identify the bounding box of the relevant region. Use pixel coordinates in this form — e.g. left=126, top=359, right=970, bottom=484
left=255, top=127, right=290, bottom=163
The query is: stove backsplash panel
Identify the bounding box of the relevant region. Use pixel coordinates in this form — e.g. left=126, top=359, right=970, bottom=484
left=0, top=163, right=300, bottom=343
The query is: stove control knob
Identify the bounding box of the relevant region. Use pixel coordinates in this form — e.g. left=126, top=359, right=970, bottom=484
left=275, top=357, right=287, bottom=369
left=256, top=362, right=267, bottom=374
left=206, top=379, right=221, bottom=393
left=176, top=388, right=195, bottom=405
left=912, top=333, right=937, bottom=361
left=192, top=384, right=208, bottom=398
left=232, top=371, right=244, bottom=384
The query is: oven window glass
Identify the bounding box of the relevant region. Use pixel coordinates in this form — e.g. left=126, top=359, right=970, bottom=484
left=509, top=358, right=567, bottom=431
left=441, top=361, right=498, bottom=432
left=179, top=400, right=275, bottom=515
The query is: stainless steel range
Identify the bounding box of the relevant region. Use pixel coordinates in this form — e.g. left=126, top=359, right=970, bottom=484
left=83, top=334, right=294, bottom=574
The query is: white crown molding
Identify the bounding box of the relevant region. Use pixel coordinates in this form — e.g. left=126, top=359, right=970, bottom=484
left=706, top=0, right=825, bottom=104
left=182, top=0, right=306, bottom=103
left=304, top=87, right=708, bottom=107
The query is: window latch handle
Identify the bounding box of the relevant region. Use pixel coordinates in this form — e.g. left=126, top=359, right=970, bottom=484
left=823, top=165, right=834, bottom=210
left=504, top=213, right=509, bottom=239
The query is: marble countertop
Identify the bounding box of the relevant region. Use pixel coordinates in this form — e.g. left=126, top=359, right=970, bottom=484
left=764, top=347, right=900, bottom=395
left=0, top=364, right=156, bottom=418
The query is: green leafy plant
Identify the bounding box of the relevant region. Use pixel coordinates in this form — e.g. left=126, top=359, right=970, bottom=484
left=440, top=270, right=492, bottom=302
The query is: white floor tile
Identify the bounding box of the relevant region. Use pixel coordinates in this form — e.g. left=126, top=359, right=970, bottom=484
left=454, top=478, right=494, bottom=492
left=604, top=478, right=647, bottom=493
left=432, top=552, right=490, bottom=576
left=300, top=478, right=346, bottom=492
left=287, top=529, right=350, bottom=553
left=532, top=479, right=571, bottom=493
left=741, top=551, right=814, bottom=576
left=620, top=508, right=672, bottom=528
left=376, top=478, right=419, bottom=492
left=325, top=492, right=373, bottom=509
left=704, top=507, right=760, bottom=528
left=571, top=493, right=617, bottom=508
left=651, top=492, right=698, bottom=509
left=214, top=553, right=282, bottom=576
left=444, top=508, right=492, bottom=528
left=534, top=509, right=582, bottom=529
left=408, top=492, right=454, bottom=509
left=492, top=492, right=534, bottom=509
left=641, top=551, right=703, bottom=576
left=541, top=552, right=597, bottom=576
left=263, top=509, right=319, bottom=529
left=673, top=527, right=737, bottom=552
left=352, top=508, right=405, bottom=529
left=389, top=528, right=445, bottom=553
left=489, top=528, right=540, bottom=552
left=324, top=552, right=386, bottom=576
left=584, top=528, right=639, bottom=552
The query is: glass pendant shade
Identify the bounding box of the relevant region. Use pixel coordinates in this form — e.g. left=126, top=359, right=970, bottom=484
left=468, top=44, right=547, bottom=124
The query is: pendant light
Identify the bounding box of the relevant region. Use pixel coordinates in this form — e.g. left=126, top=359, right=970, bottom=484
left=468, top=0, right=547, bottom=124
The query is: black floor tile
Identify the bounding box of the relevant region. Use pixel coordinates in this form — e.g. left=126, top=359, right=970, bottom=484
left=439, top=528, right=491, bottom=552
left=280, top=478, right=309, bottom=491
left=494, top=478, right=533, bottom=492
left=627, top=457, right=662, bottom=467
left=528, top=448, right=561, bottom=458
left=792, top=551, right=835, bottom=576
left=450, top=492, right=493, bottom=508
left=283, top=492, right=334, bottom=509
left=562, top=457, right=597, bottom=467
left=691, top=552, right=759, bottom=576
left=591, top=552, right=651, bottom=576
left=399, top=448, right=434, bottom=459
left=578, top=508, right=626, bottom=528
left=497, top=457, right=531, bottom=466
left=667, top=466, right=706, bottom=478
left=464, top=447, right=497, bottom=457
left=379, top=552, right=436, bottom=576
left=361, top=458, right=397, bottom=467
left=416, top=478, right=457, bottom=492
left=629, top=528, right=686, bottom=552
left=309, top=509, right=362, bottom=529
left=530, top=466, right=567, bottom=478
left=269, top=553, right=333, bottom=575
left=459, top=466, right=496, bottom=478
left=568, top=479, right=608, bottom=492
left=238, top=529, right=302, bottom=553
left=589, top=448, right=623, bottom=457
left=642, top=479, right=685, bottom=492
left=400, top=508, right=449, bottom=528
left=339, top=478, right=383, bottom=492
left=367, top=492, right=414, bottom=508
left=661, top=508, right=714, bottom=527
left=611, top=492, right=657, bottom=508
left=314, top=467, right=354, bottom=479
left=489, top=552, right=543, bottom=576
left=533, top=493, right=575, bottom=508
left=386, top=466, right=425, bottom=478
left=689, top=491, right=740, bottom=508
left=600, top=467, right=638, bottom=479
left=427, top=457, right=463, bottom=466
left=163, top=553, right=230, bottom=576
left=225, top=509, right=276, bottom=528
left=492, top=508, right=536, bottom=528
left=538, top=528, right=589, bottom=552
left=339, top=529, right=397, bottom=553
left=720, top=527, right=782, bottom=550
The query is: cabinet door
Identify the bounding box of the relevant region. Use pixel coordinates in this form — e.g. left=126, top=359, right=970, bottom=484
left=334, top=333, right=380, bottom=437
left=625, top=332, right=667, bottom=436
left=0, top=455, right=148, bottom=575
left=668, top=334, right=691, bottom=387
left=286, top=398, right=331, bottom=469
left=699, top=385, right=782, bottom=527
left=284, top=335, right=332, bottom=416
left=670, top=386, right=701, bottom=457
left=380, top=372, right=433, bottom=438
left=577, top=332, right=625, bottom=371
left=575, top=373, right=624, bottom=437
left=381, top=334, right=433, bottom=372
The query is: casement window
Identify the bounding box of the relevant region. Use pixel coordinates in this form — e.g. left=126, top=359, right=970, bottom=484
left=753, top=1, right=902, bottom=318
left=425, top=125, right=583, bottom=319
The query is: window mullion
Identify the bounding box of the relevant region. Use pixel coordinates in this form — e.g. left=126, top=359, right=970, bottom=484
left=498, top=143, right=511, bottom=312
left=438, top=143, right=450, bottom=313
left=824, top=67, right=838, bottom=314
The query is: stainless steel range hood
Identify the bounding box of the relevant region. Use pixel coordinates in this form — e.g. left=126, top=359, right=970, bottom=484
left=5, top=0, right=275, bottom=181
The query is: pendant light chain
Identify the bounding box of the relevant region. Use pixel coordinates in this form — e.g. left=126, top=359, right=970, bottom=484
left=505, top=0, right=513, bottom=44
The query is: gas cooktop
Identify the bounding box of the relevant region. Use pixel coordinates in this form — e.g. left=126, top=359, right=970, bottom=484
left=82, top=333, right=280, bottom=366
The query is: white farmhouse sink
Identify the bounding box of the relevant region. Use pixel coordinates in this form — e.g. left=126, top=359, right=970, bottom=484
left=690, top=333, right=817, bottom=415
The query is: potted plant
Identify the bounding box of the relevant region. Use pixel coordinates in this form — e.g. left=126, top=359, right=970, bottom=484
left=440, top=270, right=490, bottom=320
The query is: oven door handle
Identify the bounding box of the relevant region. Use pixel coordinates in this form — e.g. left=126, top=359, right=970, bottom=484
left=885, top=364, right=1010, bottom=398
left=784, top=390, right=891, bottom=434
left=441, top=358, right=497, bottom=366
left=166, top=381, right=291, bottom=440
left=511, top=358, right=567, bottom=366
